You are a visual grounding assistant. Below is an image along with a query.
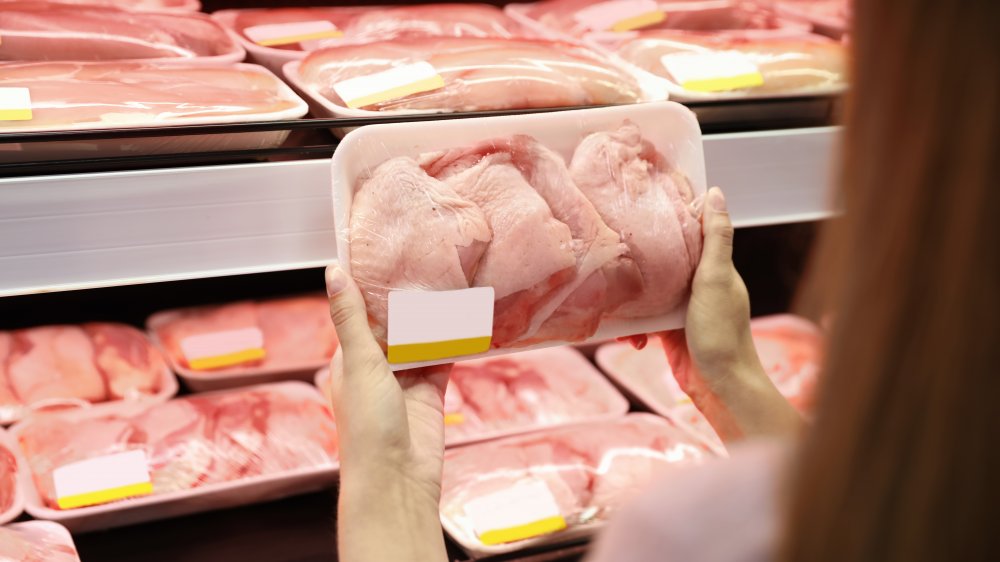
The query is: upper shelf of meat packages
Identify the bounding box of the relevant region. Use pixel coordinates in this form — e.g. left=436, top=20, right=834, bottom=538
left=0, top=0, right=846, bottom=296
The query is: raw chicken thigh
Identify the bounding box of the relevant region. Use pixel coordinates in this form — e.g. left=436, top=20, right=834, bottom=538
left=0, top=523, right=80, bottom=562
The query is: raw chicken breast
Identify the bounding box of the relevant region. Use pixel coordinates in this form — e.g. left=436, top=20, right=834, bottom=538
left=297, top=37, right=641, bottom=112
left=17, top=383, right=338, bottom=510
left=0, top=0, right=198, bottom=10
left=570, top=122, right=702, bottom=318
left=0, top=62, right=303, bottom=133
left=155, top=301, right=261, bottom=371
left=0, top=522, right=80, bottom=562
left=256, top=296, right=339, bottom=367
left=4, top=326, right=106, bottom=405
left=615, top=31, right=846, bottom=95
left=441, top=414, right=712, bottom=548
left=0, top=334, right=18, bottom=414
left=1, top=440, right=16, bottom=514
left=84, top=323, right=164, bottom=400
left=350, top=157, right=492, bottom=346
left=0, top=3, right=242, bottom=63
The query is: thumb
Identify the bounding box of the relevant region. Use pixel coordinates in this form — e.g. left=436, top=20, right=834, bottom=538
left=325, top=264, right=384, bottom=371
left=699, top=187, right=735, bottom=267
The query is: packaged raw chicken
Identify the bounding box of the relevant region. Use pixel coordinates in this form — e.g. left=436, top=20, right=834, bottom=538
left=0, top=62, right=307, bottom=162
left=317, top=347, right=629, bottom=446
left=0, top=429, right=23, bottom=524
left=440, top=413, right=714, bottom=555
left=0, top=521, right=80, bottom=562
left=0, top=0, right=199, bottom=11
left=13, top=382, right=338, bottom=532
left=768, top=0, right=850, bottom=37
left=595, top=314, right=823, bottom=453
left=0, top=3, right=244, bottom=65
left=332, top=102, right=705, bottom=369
left=149, top=295, right=339, bottom=392
left=284, top=36, right=645, bottom=119
left=0, top=323, right=177, bottom=425
left=212, top=4, right=529, bottom=74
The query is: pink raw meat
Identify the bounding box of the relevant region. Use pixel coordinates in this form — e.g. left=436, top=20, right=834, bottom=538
left=422, top=147, right=576, bottom=346
left=17, top=384, right=338, bottom=510
left=0, top=524, right=79, bottom=562
left=1, top=441, right=15, bottom=514
left=256, top=296, right=339, bottom=367
left=297, top=37, right=641, bottom=112
left=0, top=333, right=18, bottom=415
left=4, top=326, right=106, bottom=405
left=229, top=7, right=370, bottom=52
left=84, top=323, right=164, bottom=400
left=570, top=122, right=702, bottom=318
left=0, top=62, right=301, bottom=132
left=155, top=301, right=261, bottom=370
left=441, top=415, right=711, bottom=544
left=0, top=0, right=197, bottom=10
left=350, top=157, right=492, bottom=347
left=345, top=4, right=527, bottom=42
left=0, top=3, right=240, bottom=62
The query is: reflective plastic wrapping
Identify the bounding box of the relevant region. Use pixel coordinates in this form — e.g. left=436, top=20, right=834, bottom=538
left=318, top=347, right=629, bottom=446
left=0, top=2, right=244, bottom=64
left=15, top=382, right=339, bottom=511
left=0, top=0, right=200, bottom=11
left=0, top=430, right=19, bottom=522
left=0, top=521, right=80, bottom=562
left=332, top=103, right=705, bottom=368
left=440, top=414, right=715, bottom=554
left=0, top=323, right=175, bottom=425
left=596, top=314, right=824, bottom=454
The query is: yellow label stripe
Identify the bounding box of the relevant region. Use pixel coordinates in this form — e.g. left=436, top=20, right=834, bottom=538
left=256, top=30, right=343, bottom=47
left=0, top=109, right=32, bottom=121
left=387, top=336, right=490, bottom=364
left=681, top=72, right=764, bottom=93
left=57, top=482, right=153, bottom=510
left=345, top=75, right=446, bottom=109
left=188, top=347, right=266, bottom=370
left=611, top=10, right=666, bottom=32
left=444, top=413, right=466, bottom=426
left=478, top=516, right=568, bottom=546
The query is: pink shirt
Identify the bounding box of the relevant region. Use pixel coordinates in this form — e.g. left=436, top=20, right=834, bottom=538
left=587, top=440, right=788, bottom=562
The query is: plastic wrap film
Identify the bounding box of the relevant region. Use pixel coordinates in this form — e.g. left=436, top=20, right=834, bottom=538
left=0, top=521, right=80, bottom=562
left=15, top=382, right=338, bottom=512
left=596, top=314, right=824, bottom=453
left=768, top=0, right=850, bottom=35
left=318, top=346, right=629, bottom=446
left=0, top=430, right=20, bottom=524
left=332, top=103, right=705, bottom=368
left=0, top=323, right=175, bottom=425
left=0, top=0, right=199, bottom=11
left=440, top=413, right=715, bottom=555
left=0, top=2, right=244, bottom=64
left=290, top=37, right=644, bottom=114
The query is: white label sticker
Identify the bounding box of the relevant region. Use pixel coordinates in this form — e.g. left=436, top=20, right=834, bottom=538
left=333, top=61, right=445, bottom=110
left=244, top=21, right=342, bottom=47
left=574, top=0, right=665, bottom=32
left=0, top=87, right=32, bottom=121
left=53, top=450, right=153, bottom=509
left=386, top=287, right=494, bottom=364
left=463, top=479, right=567, bottom=545
left=180, top=327, right=265, bottom=370
left=660, top=52, right=764, bottom=92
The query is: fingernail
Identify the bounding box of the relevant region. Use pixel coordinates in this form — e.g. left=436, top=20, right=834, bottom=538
left=709, top=187, right=726, bottom=212
left=326, top=265, right=348, bottom=297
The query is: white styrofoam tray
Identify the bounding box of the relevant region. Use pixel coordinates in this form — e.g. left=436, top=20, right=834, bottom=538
left=331, top=101, right=705, bottom=370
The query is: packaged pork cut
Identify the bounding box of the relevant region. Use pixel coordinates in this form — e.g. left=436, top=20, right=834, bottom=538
left=283, top=36, right=650, bottom=122
left=0, top=521, right=81, bottom=562
left=0, top=62, right=308, bottom=162
left=595, top=314, right=823, bottom=454
left=440, top=413, right=715, bottom=556
left=332, top=102, right=706, bottom=370
left=0, top=0, right=200, bottom=11
left=0, top=3, right=245, bottom=65
left=212, top=4, right=530, bottom=74
left=12, top=381, right=338, bottom=532
left=316, top=346, right=629, bottom=447
left=0, top=323, right=177, bottom=425
left=148, top=295, right=339, bottom=392
left=0, top=429, right=24, bottom=525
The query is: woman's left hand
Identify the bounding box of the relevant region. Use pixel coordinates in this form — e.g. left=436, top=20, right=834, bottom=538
left=325, top=264, right=451, bottom=562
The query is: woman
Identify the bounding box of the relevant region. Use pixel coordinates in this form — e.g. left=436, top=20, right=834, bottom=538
left=323, top=0, right=998, bottom=559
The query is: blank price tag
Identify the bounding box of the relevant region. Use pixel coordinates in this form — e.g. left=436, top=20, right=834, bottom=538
left=387, top=287, right=494, bottom=364
left=244, top=21, right=343, bottom=47
left=464, top=479, right=568, bottom=545
left=53, top=450, right=153, bottom=510
left=333, top=62, right=445, bottom=109
left=574, top=0, right=666, bottom=32
left=0, top=88, right=32, bottom=121
left=180, top=328, right=266, bottom=370
left=661, top=52, right=764, bottom=92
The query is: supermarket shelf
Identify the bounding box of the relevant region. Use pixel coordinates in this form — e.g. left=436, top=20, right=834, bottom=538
left=0, top=126, right=839, bottom=298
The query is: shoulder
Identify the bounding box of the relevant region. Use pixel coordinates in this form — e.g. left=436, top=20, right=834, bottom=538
left=587, top=439, right=790, bottom=562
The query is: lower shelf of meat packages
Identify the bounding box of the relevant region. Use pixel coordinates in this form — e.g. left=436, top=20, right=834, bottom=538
left=0, top=125, right=838, bottom=298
